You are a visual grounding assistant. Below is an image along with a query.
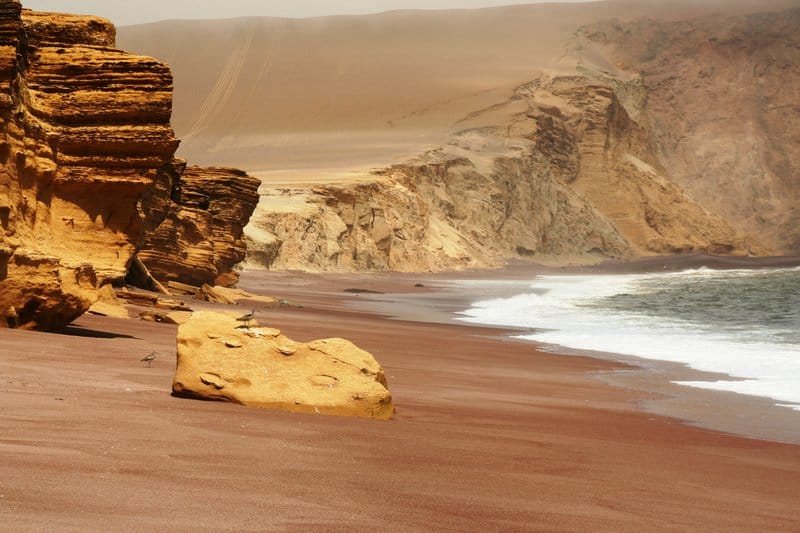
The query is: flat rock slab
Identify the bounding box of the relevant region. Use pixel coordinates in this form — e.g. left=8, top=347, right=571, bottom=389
left=88, top=301, right=129, bottom=319
left=173, top=311, right=394, bottom=419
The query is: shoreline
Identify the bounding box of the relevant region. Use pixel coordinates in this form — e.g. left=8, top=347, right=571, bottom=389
left=239, top=254, right=800, bottom=444
left=2, top=256, right=799, bottom=529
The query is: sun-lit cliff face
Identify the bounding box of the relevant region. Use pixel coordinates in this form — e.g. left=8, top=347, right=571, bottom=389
left=0, top=1, right=259, bottom=330
left=244, top=74, right=754, bottom=272
left=118, top=1, right=799, bottom=273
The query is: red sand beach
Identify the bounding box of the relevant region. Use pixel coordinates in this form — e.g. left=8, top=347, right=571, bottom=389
left=2, top=264, right=800, bottom=531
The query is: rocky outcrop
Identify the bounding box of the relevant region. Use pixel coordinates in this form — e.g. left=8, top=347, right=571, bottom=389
left=173, top=311, right=394, bottom=420
left=245, top=73, right=754, bottom=272
left=244, top=156, right=631, bottom=272
left=16, top=9, right=177, bottom=279
left=0, top=3, right=149, bottom=329
left=137, top=165, right=260, bottom=287
left=117, top=3, right=797, bottom=272
left=522, top=76, right=754, bottom=256
left=578, top=8, right=800, bottom=252
left=246, top=8, right=800, bottom=272
left=0, top=2, right=259, bottom=330
left=245, top=175, right=506, bottom=273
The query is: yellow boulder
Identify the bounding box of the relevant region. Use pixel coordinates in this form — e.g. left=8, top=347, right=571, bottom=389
left=173, top=311, right=394, bottom=419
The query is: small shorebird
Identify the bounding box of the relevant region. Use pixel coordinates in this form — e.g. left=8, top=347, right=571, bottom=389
left=236, top=309, right=255, bottom=328
left=141, top=351, right=156, bottom=367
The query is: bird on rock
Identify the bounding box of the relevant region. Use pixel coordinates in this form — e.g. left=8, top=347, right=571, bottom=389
left=141, top=351, right=156, bottom=367
left=236, top=309, right=255, bottom=328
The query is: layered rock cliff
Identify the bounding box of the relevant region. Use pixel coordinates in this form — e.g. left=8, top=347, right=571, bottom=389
left=138, top=164, right=260, bottom=287
left=246, top=7, right=796, bottom=272
left=245, top=73, right=753, bottom=272
left=0, top=2, right=258, bottom=330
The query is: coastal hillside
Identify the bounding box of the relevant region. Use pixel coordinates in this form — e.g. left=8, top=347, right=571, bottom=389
left=577, top=9, right=800, bottom=252
left=119, top=0, right=800, bottom=271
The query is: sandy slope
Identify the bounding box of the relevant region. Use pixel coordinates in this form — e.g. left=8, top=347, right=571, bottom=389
left=117, top=0, right=800, bottom=180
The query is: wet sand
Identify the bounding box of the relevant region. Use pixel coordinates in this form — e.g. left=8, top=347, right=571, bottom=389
left=304, top=255, right=800, bottom=444
left=2, top=263, right=800, bottom=530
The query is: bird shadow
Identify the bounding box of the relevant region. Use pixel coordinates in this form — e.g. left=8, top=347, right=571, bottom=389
left=57, top=325, right=139, bottom=340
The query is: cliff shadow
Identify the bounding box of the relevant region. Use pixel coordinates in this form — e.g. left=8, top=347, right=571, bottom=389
left=58, top=324, right=139, bottom=339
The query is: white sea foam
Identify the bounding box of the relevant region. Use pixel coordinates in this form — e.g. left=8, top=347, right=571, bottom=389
left=457, top=269, right=800, bottom=410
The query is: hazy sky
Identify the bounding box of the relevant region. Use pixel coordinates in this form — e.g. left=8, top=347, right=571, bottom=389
left=23, top=1, right=591, bottom=26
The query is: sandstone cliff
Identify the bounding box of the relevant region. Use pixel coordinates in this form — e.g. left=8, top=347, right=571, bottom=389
left=137, top=164, right=260, bottom=288
left=244, top=7, right=795, bottom=272
left=0, top=2, right=258, bottom=330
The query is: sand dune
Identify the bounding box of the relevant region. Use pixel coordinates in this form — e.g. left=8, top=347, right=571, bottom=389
left=118, top=0, right=800, bottom=178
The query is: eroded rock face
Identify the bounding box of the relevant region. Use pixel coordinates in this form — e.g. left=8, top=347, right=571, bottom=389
left=243, top=8, right=795, bottom=272
left=0, top=2, right=259, bottom=330
left=173, top=311, right=394, bottom=420
left=137, top=166, right=260, bottom=287
left=523, top=77, right=754, bottom=256
left=579, top=8, right=800, bottom=252
left=0, top=2, right=161, bottom=329
left=245, top=73, right=755, bottom=272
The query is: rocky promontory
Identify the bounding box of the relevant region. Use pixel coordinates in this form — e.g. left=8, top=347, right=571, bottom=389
left=0, top=1, right=259, bottom=330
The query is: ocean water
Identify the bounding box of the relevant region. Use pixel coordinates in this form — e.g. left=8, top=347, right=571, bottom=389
left=458, top=267, right=800, bottom=410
